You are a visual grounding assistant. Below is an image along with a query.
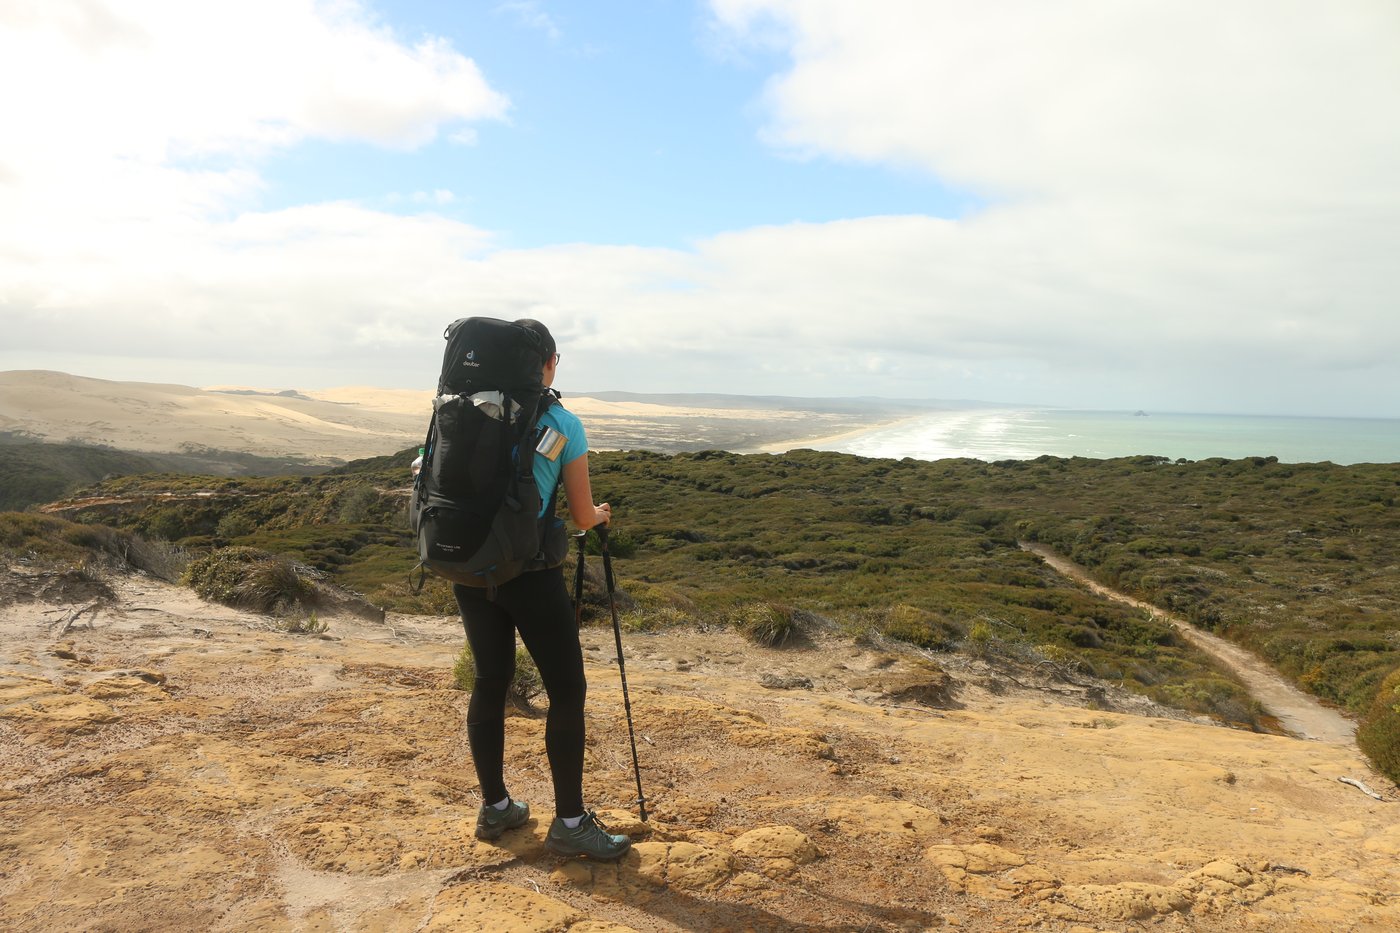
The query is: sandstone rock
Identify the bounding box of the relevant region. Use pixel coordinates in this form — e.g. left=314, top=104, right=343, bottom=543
left=731, top=825, right=820, bottom=864
left=83, top=672, right=169, bottom=700
left=0, top=691, right=121, bottom=738
left=550, top=860, right=593, bottom=887
left=0, top=672, right=62, bottom=704
left=631, top=841, right=670, bottom=888
left=925, top=842, right=1026, bottom=893
left=285, top=821, right=400, bottom=875
left=819, top=795, right=942, bottom=841
left=1059, top=882, right=1191, bottom=920
left=425, top=881, right=582, bottom=932
left=665, top=841, right=736, bottom=890
left=1194, top=859, right=1254, bottom=887
left=684, top=829, right=731, bottom=849
left=854, top=667, right=960, bottom=709
left=594, top=807, right=650, bottom=838
left=759, top=855, right=799, bottom=879
left=729, top=871, right=768, bottom=891
left=1177, top=860, right=1273, bottom=911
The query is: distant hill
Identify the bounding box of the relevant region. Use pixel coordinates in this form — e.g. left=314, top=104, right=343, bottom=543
left=0, top=440, right=159, bottom=511
left=0, top=370, right=424, bottom=465
left=0, top=437, right=330, bottom=511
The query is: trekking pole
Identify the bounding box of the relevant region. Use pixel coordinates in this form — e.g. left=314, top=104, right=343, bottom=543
left=596, top=523, right=648, bottom=822
left=572, top=530, right=587, bottom=628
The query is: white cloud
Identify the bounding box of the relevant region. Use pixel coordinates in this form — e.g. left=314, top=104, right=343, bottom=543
left=0, top=0, right=508, bottom=383
left=692, top=0, right=1400, bottom=412
left=3, top=1, right=1398, bottom=418
left=711, top=1, right=1399, bottom=202
left=0, top=0, right=505, bottom=267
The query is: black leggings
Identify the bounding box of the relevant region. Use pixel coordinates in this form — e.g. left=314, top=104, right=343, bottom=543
left=454, top=568, right=586, bottom=819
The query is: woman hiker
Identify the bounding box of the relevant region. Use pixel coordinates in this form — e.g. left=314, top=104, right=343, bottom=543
left=454, top=319, right=632, bottom=861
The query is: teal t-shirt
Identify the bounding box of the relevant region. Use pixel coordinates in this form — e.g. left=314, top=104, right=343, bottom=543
left=533, top=402, right=588, bottom=517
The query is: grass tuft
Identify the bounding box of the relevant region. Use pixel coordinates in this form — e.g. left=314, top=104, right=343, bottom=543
left=184, top=545, right=318, bottom=613
left=732, top=602, right=800, bottom=647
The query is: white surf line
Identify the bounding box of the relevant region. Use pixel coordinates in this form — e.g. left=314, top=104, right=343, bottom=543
left=1019, top=542, right=1357, bottom=744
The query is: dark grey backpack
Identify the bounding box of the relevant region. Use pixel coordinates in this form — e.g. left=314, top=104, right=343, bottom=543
left=410, top=317, right=568, bottom=595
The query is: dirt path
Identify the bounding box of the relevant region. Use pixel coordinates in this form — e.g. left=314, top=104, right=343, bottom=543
left=1020, top=541, right=1357, bottom=743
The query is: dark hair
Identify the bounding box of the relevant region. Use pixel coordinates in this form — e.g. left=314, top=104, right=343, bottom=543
left=514, top=318, right=556, bottom=360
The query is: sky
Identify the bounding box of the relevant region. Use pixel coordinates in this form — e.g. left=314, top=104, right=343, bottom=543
left=2, top=0, right=1398, bottom=417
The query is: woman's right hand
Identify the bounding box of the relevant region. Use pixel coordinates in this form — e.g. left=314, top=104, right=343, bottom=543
left=593, top=502, right=612, bottom=528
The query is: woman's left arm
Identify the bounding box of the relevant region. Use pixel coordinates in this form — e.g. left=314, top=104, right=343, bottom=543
left=561, top=453, right=611, bottom=530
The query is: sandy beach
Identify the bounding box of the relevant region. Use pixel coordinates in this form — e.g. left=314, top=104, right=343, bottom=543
left=747, top=413, right=930, bottom=456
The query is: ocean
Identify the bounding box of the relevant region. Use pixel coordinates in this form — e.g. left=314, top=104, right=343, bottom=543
left=813, top=409, right=1400, bottom=466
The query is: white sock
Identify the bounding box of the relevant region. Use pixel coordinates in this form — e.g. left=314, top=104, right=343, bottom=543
left=491, top=796, right=511, bottom=811
left=561, top=813, right=584, bottom=829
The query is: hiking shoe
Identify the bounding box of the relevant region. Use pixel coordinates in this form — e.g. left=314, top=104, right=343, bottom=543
left=545, top=810, right=632, bottom=861
left=475, top=798, right=530, bottom=840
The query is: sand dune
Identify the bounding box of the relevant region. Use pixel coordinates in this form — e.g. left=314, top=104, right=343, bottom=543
left=1, top=371, right=896, bottom=462
left=1, top=371, right=426, bottom=465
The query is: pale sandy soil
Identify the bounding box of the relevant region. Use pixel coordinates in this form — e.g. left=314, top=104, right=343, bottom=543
left=2, top=563, right=1398, bottom=932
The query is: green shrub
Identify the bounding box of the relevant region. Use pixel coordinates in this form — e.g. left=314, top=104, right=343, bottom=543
left=216, top=512, right=257, bottom=538
left=586, top=527, right=638, bottom=558
left=732, top=602, right=799, bottom=647
left=338, top=485, right=382, bottom=524
left=1152, top=676, right=1263, bottom=729
left=876, top=604, right=960, bottom=651
left=964, top=620, right=996, bottom=658
left=1035, top=644, right=1082, bottom=670
left=615, top=580, right=700, bottom=631
left=184, top=545, right=317, bottom=613
left=1357, top=666, right=1400, bottom=786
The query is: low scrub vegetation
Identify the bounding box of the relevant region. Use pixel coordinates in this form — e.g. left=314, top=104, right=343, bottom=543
left=0, top=511, right=188, bottom=582
left=0, top=438, right=329, bottom=512
left=0, top=441, right=158, bottom=512
left=30, top=446, right=1400, bottom=782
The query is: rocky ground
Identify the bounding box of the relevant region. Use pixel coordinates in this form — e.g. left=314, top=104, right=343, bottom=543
left=2, top=565, right=1398, bottom=932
